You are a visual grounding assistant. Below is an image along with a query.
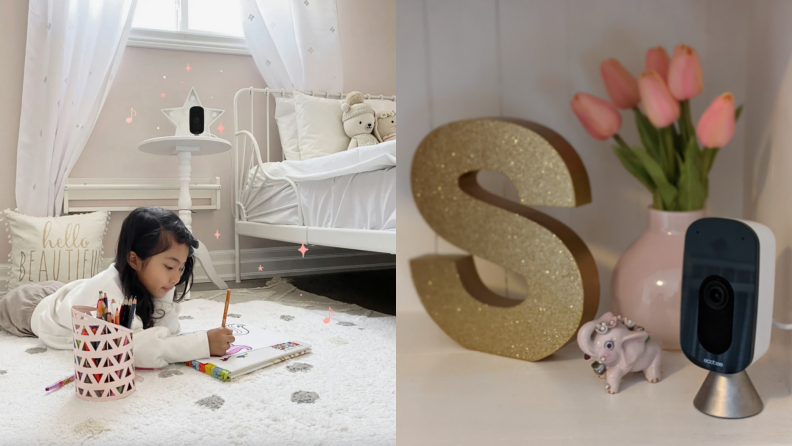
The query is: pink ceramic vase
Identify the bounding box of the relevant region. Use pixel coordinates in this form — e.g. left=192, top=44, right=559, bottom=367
left=610, top=208, right=705, bottom=350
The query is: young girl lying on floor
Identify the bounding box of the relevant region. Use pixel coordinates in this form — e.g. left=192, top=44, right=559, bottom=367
left=0, top=207, right=235, bottom=368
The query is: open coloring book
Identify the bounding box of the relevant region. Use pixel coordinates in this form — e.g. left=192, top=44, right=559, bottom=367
left=180, top=323, right=311, bottom=381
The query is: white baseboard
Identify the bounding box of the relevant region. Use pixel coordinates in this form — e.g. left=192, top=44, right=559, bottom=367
left=0, top=246, right=395, bottom=290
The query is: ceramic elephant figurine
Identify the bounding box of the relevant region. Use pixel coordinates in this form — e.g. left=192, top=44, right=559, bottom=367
left=577, top=312, right=662, bottom=394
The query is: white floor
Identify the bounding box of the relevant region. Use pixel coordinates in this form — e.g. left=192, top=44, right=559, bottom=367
left=397, top=311, right=792, bottom=446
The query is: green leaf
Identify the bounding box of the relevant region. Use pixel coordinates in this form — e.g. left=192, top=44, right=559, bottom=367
left=735, top=104, right=743, bottom=122
left=633, top=108, right=661, bottom=162
left=652, top=191, right=663, bottom=210
left=661, top=127, right=677, bottom=183
left=632, top=147, right=678, bottom=209
left=677, top=138, right=706, bottom=211
left=612, top=146, right=656, bottom=192
left=701, top=147, right=718, bottom=175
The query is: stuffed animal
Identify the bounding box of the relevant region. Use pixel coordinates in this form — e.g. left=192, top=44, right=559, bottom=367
left=374, top=111, right=396, bottom=142
left=342, top=91, right=379, bottom=150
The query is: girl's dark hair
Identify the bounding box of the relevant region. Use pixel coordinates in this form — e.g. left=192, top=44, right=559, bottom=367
left=115, top=207, right=197, bottom=329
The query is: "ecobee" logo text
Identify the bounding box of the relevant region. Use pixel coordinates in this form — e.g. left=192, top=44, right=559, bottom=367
left=703, top=358, right=724, bottom=367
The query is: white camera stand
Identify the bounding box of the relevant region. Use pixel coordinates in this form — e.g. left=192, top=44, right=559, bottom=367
left=137, top=87, right=230, bottom=291
left=693, top=370, right=763, bottom=419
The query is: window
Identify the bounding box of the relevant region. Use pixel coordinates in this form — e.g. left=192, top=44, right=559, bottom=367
left=128, top=0, right=248, bottom=55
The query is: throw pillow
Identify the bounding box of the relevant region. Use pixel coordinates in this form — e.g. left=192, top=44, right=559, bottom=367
left=293, top=91, right=351, bottom=160
left=3, top=209, right=110, bottom=290
left=368, top=98, right=397, bottom=115
left=274, top=97, right=302, bottom=161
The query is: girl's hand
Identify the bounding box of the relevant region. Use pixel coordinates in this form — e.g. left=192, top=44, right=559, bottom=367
left=207, top=327, right=235, bottom=356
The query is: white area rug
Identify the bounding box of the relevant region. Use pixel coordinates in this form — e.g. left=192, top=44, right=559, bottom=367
left=0, top=295, right=395, bottom=445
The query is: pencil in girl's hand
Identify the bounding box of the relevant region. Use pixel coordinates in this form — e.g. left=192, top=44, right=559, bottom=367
left=222, top=289, right=231, bottom=328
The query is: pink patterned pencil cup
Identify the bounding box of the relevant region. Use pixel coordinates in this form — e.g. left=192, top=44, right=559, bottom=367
left=71, top=305, right=135, bottom=401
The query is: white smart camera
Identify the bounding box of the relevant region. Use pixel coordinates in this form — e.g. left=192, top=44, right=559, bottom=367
left=680, top=217, right=775, bottom=418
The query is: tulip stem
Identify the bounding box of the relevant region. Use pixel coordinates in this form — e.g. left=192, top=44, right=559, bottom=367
left=613, top=134, right=630, bottom=151
left=663, top=127, right=676, bottom=181
left=679, top=100, right=694, bottom=144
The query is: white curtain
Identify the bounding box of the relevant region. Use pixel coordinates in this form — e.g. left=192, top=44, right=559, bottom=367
left=16, top=0, right=136, bottom=217
left=241, top=0, right=344, bottom=92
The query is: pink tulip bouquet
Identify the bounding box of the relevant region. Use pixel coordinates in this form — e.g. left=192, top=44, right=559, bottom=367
left=571, top=45, right=741, bottom=211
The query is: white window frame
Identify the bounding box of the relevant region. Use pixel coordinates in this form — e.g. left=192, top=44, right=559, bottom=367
left=127, top=0, right=249, bottom=56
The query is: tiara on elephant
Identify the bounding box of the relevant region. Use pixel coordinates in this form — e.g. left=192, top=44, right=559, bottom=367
left=616, top=315, right=645, bottom=331
left=594, top=315, right=644, bottom=335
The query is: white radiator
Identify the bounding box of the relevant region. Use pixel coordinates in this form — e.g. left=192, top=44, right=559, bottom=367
left=64, top=177, right=221, bottom=213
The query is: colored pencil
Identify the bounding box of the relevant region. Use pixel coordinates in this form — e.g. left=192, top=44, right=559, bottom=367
left=121, top=297, right=129, bottom=328
left=45, top=374, right=75, bottom=392
left=130, top=298, right=137, bottom=328
left=221, top=289, right=231, bottom=328
left=107, top=298, right=116, bottom=323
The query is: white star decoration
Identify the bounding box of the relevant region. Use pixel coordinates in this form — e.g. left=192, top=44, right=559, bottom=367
left=161, top=87, right=224, bottom=137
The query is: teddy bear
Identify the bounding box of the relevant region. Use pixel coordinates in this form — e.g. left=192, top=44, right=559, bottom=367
left=374, top=111, right=396, bottom=142
left=341, top=91, right=380, bottom=150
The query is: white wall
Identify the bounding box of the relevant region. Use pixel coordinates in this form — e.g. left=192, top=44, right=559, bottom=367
left=744, top=0, right=792, bottom=392
left=398, top=0, right=749, bottom=314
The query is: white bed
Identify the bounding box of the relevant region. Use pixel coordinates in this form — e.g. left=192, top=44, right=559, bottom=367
left=232, top=88, right=396, bottom=283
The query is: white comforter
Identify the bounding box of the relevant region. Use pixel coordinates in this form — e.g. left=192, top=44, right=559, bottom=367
left=255, top=140, right=396, bottom=182
left=244, top=140, right=396, bottom=231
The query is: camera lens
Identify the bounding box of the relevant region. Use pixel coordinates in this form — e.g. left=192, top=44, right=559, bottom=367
left=708, top=285, right=725, bottom=306
left=700, top=276, right=732, bottom=311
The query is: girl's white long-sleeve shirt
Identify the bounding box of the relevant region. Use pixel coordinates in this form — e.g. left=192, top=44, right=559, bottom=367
left=30, top=263, right=209, bottom=368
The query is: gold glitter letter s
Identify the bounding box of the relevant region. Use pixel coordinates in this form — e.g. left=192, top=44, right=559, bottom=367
left=410, top=118, right=599, bottom=361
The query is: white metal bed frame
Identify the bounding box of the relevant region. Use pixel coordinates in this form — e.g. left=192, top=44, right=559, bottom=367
left=232, top=87, right=397, bottom=283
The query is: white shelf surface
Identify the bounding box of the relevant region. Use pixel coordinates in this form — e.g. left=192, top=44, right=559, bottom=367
left=397, top=311, right=792, bottom=445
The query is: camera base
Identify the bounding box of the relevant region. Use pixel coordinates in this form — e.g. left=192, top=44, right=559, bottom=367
left=693, top=370, right=763, bottom=419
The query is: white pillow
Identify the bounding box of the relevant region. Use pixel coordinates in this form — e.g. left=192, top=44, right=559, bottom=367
left=3, top=209, right=109, bottom=290
left=274, top=97, right=302, bottom=161
left=294, top=92, right=351, bottom=160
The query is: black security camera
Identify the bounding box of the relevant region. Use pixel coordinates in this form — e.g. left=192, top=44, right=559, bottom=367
left=189, top=106, right=204, bottom=135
